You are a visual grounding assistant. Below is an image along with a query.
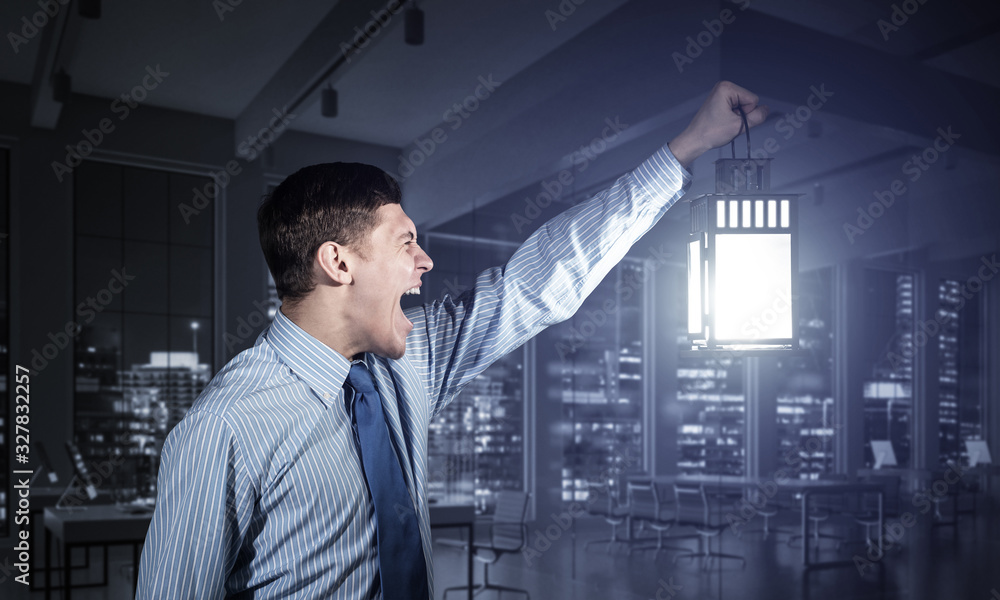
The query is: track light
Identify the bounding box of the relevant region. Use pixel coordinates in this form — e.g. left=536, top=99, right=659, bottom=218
left=53, top=69, right=71, bottom=103
left=405, top=2, right=424, bottom=46
left=321, top=86, right=338, bottom=118
left=79, top=0, right=101, bottom=19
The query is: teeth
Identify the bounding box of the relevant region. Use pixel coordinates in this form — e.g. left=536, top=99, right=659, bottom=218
left=404, top=287, right=420, bottom=296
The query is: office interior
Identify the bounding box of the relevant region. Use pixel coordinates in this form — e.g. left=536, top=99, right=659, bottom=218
left=0, top=0, right=999, bottom=598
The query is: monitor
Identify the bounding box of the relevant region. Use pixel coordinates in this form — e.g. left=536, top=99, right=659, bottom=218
left=870, top=440, right=897, bottom=469
left=965, top=440, right=993, bottom=467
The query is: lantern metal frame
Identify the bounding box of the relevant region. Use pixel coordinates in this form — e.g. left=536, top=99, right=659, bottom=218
left=686, top=157, right=801, bottom=352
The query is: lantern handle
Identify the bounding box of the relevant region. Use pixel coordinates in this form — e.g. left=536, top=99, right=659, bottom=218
left=730, top=102, right=752, bottom=160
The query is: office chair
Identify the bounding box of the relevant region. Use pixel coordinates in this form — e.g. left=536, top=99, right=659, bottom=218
left=583, top=480, right=628, bottom=554
left=441, top=491, right=530, bottom=599
left=624, top=481, right=689, bottom=557
left=671, top=482, right=746, bottom=570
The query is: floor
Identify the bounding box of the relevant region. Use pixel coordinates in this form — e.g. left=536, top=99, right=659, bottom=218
left=6, top=497, right=999, bottom=599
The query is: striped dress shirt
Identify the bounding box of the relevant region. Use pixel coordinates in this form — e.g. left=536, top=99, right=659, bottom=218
left=136, top=144, right=689, bottom=599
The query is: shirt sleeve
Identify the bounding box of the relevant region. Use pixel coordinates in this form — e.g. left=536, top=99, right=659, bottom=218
left=136, top=411, right=249, bottom=600
left=405, top=144, right=691, bottom=414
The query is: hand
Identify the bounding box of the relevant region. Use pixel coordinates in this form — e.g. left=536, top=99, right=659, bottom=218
left=668, top=81, right=769, bottom=170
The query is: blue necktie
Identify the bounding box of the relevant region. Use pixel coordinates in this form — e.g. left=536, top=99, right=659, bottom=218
left=344, top=362, right=428, bottom=600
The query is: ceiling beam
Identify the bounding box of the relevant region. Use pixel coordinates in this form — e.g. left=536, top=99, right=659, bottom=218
left=721, top=10, right=1000, bottom=156
left=233, top=0, right=406, bottom=158
left=29, top=4, right=84, bottom=129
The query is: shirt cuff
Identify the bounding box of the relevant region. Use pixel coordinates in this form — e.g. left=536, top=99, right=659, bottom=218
left=631, top=143, right=693, bottom=209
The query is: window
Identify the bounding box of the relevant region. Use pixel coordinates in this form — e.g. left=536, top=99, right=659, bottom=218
left=73, top=161, right=214, bottom=504
left=557, top=261, right=648, bottom=500
left=774, top=267, right=834, bottom=479
left=938, top=278, right=983, bottom=466
left=420, top=233, right=527, bottom=513
left=861, top=269, right=914, bottom=468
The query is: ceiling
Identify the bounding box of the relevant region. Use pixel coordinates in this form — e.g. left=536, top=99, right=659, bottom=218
left=3, top=0, right=999, bottom=265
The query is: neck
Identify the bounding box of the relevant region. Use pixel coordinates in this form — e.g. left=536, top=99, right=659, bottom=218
left=281, top=293, right=360, bottom=361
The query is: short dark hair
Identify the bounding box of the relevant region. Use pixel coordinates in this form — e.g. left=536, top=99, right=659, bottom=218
left=257, top=162, right=402, bottom=302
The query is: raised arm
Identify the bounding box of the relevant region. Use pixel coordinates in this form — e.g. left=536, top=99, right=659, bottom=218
left=405, top=81, right=768, bottom=412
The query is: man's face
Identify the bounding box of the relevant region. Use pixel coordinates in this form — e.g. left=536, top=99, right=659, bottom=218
left=347, top=203, right=433, bottom=360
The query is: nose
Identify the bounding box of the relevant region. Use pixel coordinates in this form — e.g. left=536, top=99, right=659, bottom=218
left=416, top=245, right=433, bottom=273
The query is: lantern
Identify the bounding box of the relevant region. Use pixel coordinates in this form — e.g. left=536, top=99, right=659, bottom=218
left=687, top=157, right=800, bottom=351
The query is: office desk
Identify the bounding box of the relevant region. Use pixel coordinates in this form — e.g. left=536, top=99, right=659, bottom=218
left=44, top=505, right=152, bottom=600
left=430, top=503, right=476, bottom=600
left=42, top=503, right=474, bottom=599
left=637, top=475, right=885, bottom=568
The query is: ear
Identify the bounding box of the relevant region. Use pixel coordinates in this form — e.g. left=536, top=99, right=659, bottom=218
left=314, top=241, right=353, bottom=286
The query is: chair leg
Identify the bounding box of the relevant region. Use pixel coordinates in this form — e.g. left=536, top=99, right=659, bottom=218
left=443, top=562, right=530, bottom=600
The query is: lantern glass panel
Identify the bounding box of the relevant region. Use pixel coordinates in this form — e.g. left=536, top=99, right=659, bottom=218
left=714, top=233, right=793, bottom=341
left=688, top=240, right=702, bottom=335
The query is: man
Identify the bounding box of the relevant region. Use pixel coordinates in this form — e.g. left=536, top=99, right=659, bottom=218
left=137, top=81, right=767, bottom=598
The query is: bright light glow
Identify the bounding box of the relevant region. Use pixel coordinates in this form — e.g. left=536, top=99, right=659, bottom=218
left=742, top=200, right=751, bottom=227
left=714, top=233, right=792, bottom=341
left=729, top=200, right=738, bottom=228
left=768, top=200, right=777, bottom=227
left=688, top=240, right=702, bottom=335
left=781, top=200, right=790, bottom=227
left=755, top=200, right=764, bottom=227
left=717, top=200, right=726, bottom=228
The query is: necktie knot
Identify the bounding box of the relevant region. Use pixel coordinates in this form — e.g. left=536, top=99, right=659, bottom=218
left=345, top=363, right=376, bottom=394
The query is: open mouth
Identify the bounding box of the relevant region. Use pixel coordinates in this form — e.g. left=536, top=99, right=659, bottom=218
left=403, top=287, right=420, bottom=296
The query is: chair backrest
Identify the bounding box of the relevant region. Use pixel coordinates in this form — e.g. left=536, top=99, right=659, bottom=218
left=491, top=491, right=529, bottom=549
left=586, top=481, right=615, bottom=517
left=626, top=481, right=661, bottom=521
left=673, top=482, right=708, bottom=526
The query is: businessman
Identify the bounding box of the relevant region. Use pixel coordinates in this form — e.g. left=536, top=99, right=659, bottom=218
left=137, top=81, right=768, bottom=598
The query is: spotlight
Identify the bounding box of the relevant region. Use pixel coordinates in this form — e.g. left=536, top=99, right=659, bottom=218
left=53, top=69, right=71, bottom=103
left=79, top=0, right=101, bottom=19
left=405, top=2, right=424, bottom=46
left=321, top=86, right=338, bottom=118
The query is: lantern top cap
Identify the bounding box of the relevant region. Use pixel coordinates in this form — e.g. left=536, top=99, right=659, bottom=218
left=714, top=157, right=773, bottom=193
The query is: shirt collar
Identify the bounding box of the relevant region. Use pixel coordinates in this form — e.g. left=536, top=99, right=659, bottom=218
left=265, top=308, right=354, bottom=408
